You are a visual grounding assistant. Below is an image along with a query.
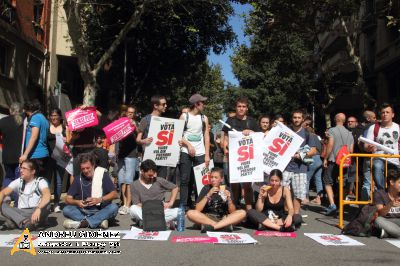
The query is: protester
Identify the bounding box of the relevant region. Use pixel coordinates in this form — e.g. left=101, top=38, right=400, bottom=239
left=364, top=103, right=399, bottom=194
left=272, top=114, right=285, bottom=127
left=0, top=159, right=50, bottom=230
left=0, top=102, right=24, bottom=205
left=374, top=169, right=400, bottom=238
left=179, top=94, right=210, bottom=209
left=323, top=113, right=354, bottom=215
left=187, top=167, right=246, bottom=233
left=20, top=100, right=50, bottom=179
left=117, top=105, right=138, bottom=215
left=259, top=115, right=271, bottom=135
left=129, top=159, right=179, bottom=229
left=63, top=153, right=118, bottom=229
left=282, top=110, right=317, bottom=220
left=248, top=169, right=302, bottom=231
left=222, top=96, right=259, bottom=210
left=346, top=116, right=363, bottom=200
left=92, top=130, right=110, bottom=169
left=47, top=108, right=70, bottom=213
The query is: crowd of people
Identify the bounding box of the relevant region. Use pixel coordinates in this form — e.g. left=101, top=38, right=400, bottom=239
left=0, top=95, right=399, bottom=239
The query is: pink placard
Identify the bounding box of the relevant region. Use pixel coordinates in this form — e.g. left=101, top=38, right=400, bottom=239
left=65, top=107, right=98, bottom=131
left=254, top=231, right=297, bottom=238
left=103, top=117, right=136, bottom=144
left=171, top=236, right=218, bottom=244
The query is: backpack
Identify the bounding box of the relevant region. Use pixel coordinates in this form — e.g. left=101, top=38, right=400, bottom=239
left=142, top=200, right=167, bottom=231
left=183, top=112, right=206, bottom=134
left=342, top=204, right=378, bottom=237
left=18, top=177, right=44, bottom=197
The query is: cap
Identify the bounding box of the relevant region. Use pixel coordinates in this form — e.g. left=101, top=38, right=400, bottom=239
left=189, top=93, right=208, bottom=104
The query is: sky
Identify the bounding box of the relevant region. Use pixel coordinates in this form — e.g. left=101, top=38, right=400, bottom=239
left=207, top=3, right=252, bottom=86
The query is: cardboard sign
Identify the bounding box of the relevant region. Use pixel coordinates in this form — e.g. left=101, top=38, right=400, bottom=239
left=254, top=231, right=297, bottom=238
left=304, top=233, right=364, bottom=246
left=65, top=107, right=98, bottom=131
left=207, top=232, right=257, bottom=245
left=122, top=228, right=171, bottom=241
left=228, top=132, right=264, bottom=183
left=193, top=160, right=214, bottom=195
left=103, top=117, right=136, bottom=144
left=171, top=236, right=218, bottom=244
left=143, top=117, right=184, bottom=167
left=263, top=122, right=304, bottom=174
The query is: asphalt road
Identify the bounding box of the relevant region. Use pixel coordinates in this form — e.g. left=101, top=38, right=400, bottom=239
left=0, top=202, right=399, bottom=266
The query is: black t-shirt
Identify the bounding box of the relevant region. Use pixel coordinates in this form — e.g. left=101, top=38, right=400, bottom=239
left=119, top=133, right=138, bottom=158
left=0, top=116, right=24, bottom=164
left=222, top=116, right=260, bottom=133
left=349, top=126, right=364, bottom=153
left=374, top=190, right=400, bottom=218
left=197, top=185, right=234, bottom=217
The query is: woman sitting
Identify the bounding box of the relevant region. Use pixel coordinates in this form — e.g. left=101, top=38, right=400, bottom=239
left=247, top=169, right=302, bottom=231
left=187, top=167, right=246, bottom=233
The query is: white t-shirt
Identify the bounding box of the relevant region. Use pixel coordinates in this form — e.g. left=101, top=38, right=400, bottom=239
left=181, top=113, right=206, bottom=156
left=366, top=122, right=400, bottom=165
left=8, top=178, right=48, bottom=209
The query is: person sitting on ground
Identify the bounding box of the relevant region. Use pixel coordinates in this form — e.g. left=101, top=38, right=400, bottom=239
left=0, top=159, right=51, bottom=230
left=187, top=167, right=246, bottom=233
left=374, top=169, right=400, bottom=238
left=247, top=169, right=302, bottom=232
left=63, top=153, right=118, bottom=229
left=129, top=159, right=179, bottom=229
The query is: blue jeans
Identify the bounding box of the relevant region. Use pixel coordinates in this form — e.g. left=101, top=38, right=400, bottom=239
left=307, top=155, right=323, bottom=195
left=118, top=157, right=138, bottom=186
left=361, top=159, right=371, bottom=200
left=54, top=164, right=66, bottom=206
left=63, top=203, right=118, bottom=228
left=179, top=152, right=205, bottom=207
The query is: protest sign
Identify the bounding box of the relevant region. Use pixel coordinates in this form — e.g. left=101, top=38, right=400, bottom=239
left=103, top=117, right=136, bottom=144
left=171, top=237, right=218, bottom=244
left=263, top=122, right=304, bottom=174
left=65, top=107, right=98, bottom=131
left=193, top=160, right=214, bottom=195
left=254, top=231, right=297, bottom=238
left=143, top=117, right=184, bottom=167
left=304, top=233, right=364, bottom=246
left=228, top=132, right=264, bottom=183
left=386, top=240, right=400, bottom=249
left=207, top=232, right=257, bottom=245
left=122, top=230, right=171, bottom=241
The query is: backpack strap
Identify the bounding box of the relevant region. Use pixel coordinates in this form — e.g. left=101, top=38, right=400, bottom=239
left=201, top=114, right=206, bottom=135
left=373, top=122, right=380, bottom=142
left=18, top=177, right=43, bottom=196
left=183, top=112, right=189, bottom=132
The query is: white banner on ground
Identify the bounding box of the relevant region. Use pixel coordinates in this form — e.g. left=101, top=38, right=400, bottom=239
left=0, top=234, right=40, bottom=247
left=207, top=232, right=257, bottom=245
left=386, top=239, right=400, bottom=248
left=122, top=227, right=171, bottom=241
left=193, top=160, right=214, bottom=195
left=263, top=122, right=304, bottom=174
left=304, top=233, right=364, bottom=246
left=228, top=132, right=264, bottom=183
left=143, top=117, right=184, bottom=167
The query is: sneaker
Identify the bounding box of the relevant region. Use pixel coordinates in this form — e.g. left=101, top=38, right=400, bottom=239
left=324, top=204, right=337, bottom=216
left=54, top=206, right=62, bottom=213
left=100, top=220, right=108, bottom=229
left=201, top=224, right=214, bottom=233
left=63, top=219, right=81, bottom=229
left=118, top=206, right=129, bottom=215
left=379, top=228, right=388, bottom=239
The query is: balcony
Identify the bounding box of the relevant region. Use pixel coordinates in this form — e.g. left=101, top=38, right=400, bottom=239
left=0, top=0, right=16, bottom=25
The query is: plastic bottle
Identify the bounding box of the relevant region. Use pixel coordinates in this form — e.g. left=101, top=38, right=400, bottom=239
left=177, top=204, right=185, bottom=232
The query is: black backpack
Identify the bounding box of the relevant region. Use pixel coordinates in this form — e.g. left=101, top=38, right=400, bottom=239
left=142, top=200, right=167, bottom=231
left=342, top=204, right=378, bottom=237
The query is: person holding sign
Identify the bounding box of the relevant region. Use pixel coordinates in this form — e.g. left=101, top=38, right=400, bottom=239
left=248, top=169, right=302, bottom=231
left=136, top=95, right=169, bottom=179
left=222, top=96, right=260, bottom=210
left=282, top=110, right=317, bottom=221
left=187, top=168, right=246, bottom=233
left=178, top=94, right=210, bottom=210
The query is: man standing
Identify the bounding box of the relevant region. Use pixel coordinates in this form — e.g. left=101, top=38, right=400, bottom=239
left=323, top=113, right=354, bottom=215
left=222, top=96, right=259, bottom=210
left=346, top=116, right=363, bottom=199
left=282, top=110, right=317, bottom=221
left=179, top=94, right=210, bottom=209
left=136, top=95, right=169, bottom=179
left=365, top=103, right=400, bottom=193
left=129, top=159, right=179, bottom=229
left=63, top=153, right=118, bottom=229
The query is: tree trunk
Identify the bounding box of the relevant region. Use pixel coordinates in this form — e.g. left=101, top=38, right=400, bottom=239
left=324, top=112, right=331, bottom=129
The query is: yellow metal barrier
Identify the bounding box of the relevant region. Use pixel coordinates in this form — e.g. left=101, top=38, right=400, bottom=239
left=338, top=153, right=400, bottom=229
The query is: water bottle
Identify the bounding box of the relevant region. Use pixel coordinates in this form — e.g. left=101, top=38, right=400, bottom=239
left=177, top=204, right=185, bottom=232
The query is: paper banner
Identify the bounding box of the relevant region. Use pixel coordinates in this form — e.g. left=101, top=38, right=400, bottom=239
left=65, top=107, right=98, bottom=131
left=171, top=236, right=218, bottom=244
left=103, top=117, right=136, bottom=144
left=304, top=233, right=364, bottom=246
left=254, top=231, right=297, bottom=238
left=207, top=232, right=257, bottom=245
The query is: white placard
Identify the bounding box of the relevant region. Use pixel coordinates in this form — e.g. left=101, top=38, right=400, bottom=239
left=122, top=228, right=171, bottom=241
left=263, top=122, right=305, bottom=174
left=304, top=233, right=365, bottom=246
left=228, top=132, right=264, bottom=183
left=143, top=117, right=184, bottom=167
left=359, top=136, right=396, bottom=155
left=0, top=234, right=40, bottom=247
left=207, top=232, right=257, bottom=245
left=386, top=239, right=400, bottom=248
left=193, top=160, right=214, bottom=195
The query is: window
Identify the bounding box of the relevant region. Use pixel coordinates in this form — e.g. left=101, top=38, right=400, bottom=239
left=27, top=54, right=43, bottom=85
left=0, top=39, right=15, bottom=78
